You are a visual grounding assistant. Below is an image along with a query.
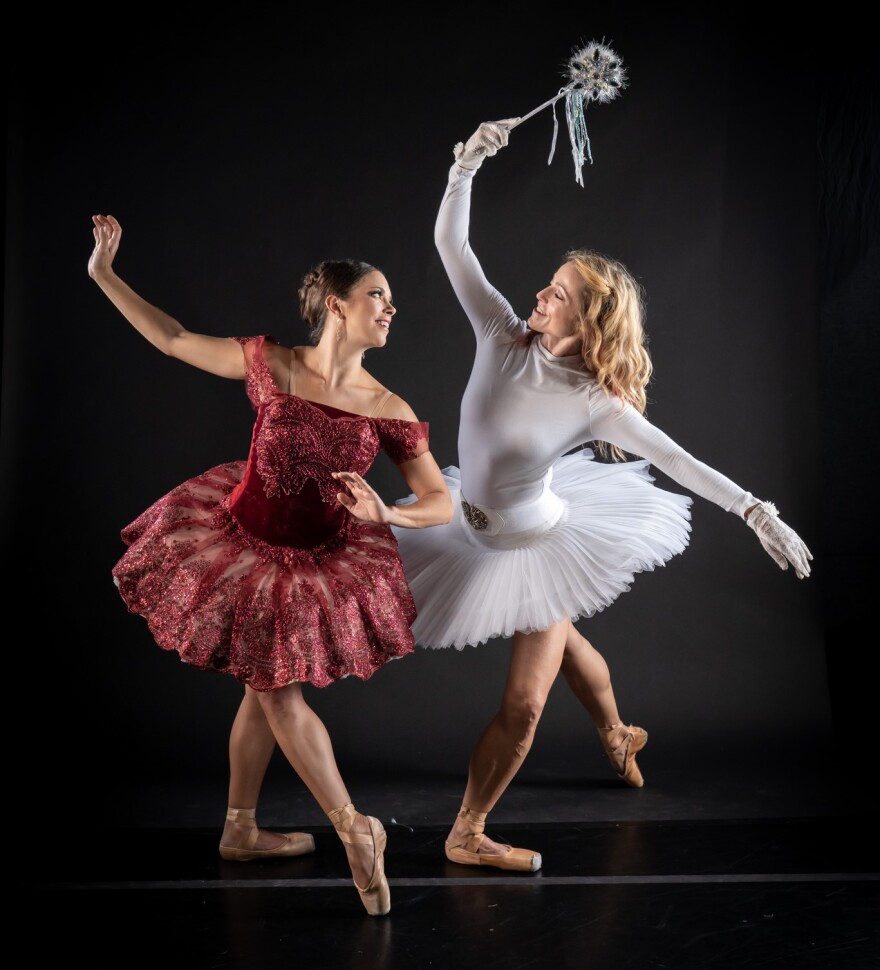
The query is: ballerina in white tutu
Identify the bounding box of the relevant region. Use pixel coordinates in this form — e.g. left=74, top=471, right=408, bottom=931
left=392, top=119, right=813, bottom=873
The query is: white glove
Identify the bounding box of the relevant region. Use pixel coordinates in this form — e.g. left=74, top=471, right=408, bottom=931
left=453, top=118, right=520, bottom=171
left=745, top=501, right=813, bottom=579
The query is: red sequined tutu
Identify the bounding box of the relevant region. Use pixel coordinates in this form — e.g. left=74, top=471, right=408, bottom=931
left=113, top=335, right=430, bottom=690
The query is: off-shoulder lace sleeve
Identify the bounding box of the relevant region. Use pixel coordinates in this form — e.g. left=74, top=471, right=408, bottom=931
left=228, top=335, right=278, bottom=409
left=228, top=335, right=262, bottom=364
left=375, top=418, right=430, bottom=464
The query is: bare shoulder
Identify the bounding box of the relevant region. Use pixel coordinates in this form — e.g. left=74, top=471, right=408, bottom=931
left=261, top=338, right=295, bottom=362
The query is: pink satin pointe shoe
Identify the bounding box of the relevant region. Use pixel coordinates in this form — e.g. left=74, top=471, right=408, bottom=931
left=598, top=723, right=648, bottom=788
left=328, top=802, right=390, bottom=916
left=444, top=806, right=541, bottom=872
left=218, top=807, right=316, bottom=861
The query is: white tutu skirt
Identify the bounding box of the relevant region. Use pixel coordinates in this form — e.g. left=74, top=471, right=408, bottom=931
left=392, top=450, right=693, bottom=649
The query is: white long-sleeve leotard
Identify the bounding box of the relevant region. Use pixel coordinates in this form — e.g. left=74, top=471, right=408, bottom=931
left=435, top=164, right=757, bottom=519
left=389, top=163, right=757, bottom=648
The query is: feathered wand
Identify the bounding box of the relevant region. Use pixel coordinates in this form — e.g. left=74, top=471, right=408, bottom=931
left=510, top=39, right=627, bottom=186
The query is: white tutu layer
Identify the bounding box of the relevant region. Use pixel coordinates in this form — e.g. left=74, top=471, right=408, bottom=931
left=392, top=450, right=693, bottom=649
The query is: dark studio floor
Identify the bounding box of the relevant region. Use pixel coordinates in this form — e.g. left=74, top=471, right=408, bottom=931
left=24, top=748, right=880, bottom=970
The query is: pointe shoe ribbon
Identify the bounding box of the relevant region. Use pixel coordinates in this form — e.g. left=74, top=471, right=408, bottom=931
left=328, top=802, right=391, bottom=917
left=218, top=807, right=315, bottom=861
left=598, top=724, right=648, bottom=788
left=444, top=807, right=541, bottom=872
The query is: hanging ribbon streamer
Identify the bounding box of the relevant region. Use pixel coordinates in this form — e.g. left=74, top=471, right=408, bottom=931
left=510, top=39, right=627, bottom=186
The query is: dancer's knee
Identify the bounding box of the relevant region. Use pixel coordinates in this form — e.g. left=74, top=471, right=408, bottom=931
left=255, top=682, right=304, bottom=721
left=499, top=691, right=546, bottom=754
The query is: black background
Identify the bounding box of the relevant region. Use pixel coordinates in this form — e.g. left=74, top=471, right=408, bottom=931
left=5, top=12, right=877, bottom=821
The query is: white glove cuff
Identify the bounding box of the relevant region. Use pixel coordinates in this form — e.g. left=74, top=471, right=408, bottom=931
left=449, top=160, right=478, bottom=181
left=747, top=500, right=778, bottom=522
left=453, top=141, right=485, bottom=173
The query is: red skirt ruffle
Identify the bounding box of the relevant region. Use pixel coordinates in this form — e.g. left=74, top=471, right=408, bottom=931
left=113, top=461, right=416, bottom=690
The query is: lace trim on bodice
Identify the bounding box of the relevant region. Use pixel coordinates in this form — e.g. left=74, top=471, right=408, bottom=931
left=255, top=395, right=380, bottom=505
left=232, top=335, right=429, bottom=506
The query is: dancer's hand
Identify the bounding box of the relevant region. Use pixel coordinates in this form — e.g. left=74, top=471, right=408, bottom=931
left=333, top=471, right=389, bottom=524
left=89, top=214, right=122, bottom=279
left=454, top=119, right=520, bottom=171
left=745, top=501, right=813, bottom=579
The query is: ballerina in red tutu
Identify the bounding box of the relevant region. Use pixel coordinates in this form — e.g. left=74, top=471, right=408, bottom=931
left=89, top=213, right=452, bottom=916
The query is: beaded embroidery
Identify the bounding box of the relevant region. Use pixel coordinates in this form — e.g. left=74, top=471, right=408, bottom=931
left=461, top=495, right=489, bottom=531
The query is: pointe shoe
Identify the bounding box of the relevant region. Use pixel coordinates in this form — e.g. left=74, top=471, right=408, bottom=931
left=598, top=723, right=648, bottom=788
left=328, top=802, right=390, bottom=916
left=218, top=807, right=316, bottom=861
left=444, top=806, right=541, bottom=872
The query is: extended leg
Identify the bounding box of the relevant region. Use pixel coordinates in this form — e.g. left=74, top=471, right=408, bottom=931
left=445, top=619, right=568, bottom=871
left=256, top=683, right=388, bottom=913
left=560, top=620, right=647, bottom=787
left=559, top=620, right=620, bottom=725
left=220, top=686, right=315, bottom=859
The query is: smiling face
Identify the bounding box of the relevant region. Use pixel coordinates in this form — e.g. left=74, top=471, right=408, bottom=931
left=335, top=270, right=396, bottom=350
left=527, top=261, right=585, bottom=348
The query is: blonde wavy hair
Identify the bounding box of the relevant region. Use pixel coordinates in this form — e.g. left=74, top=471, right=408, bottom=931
left=564, top=248, right=652, bottom=462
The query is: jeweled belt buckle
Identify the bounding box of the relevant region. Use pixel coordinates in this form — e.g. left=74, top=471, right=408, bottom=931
left=460, top=495, right=488, bottom=531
